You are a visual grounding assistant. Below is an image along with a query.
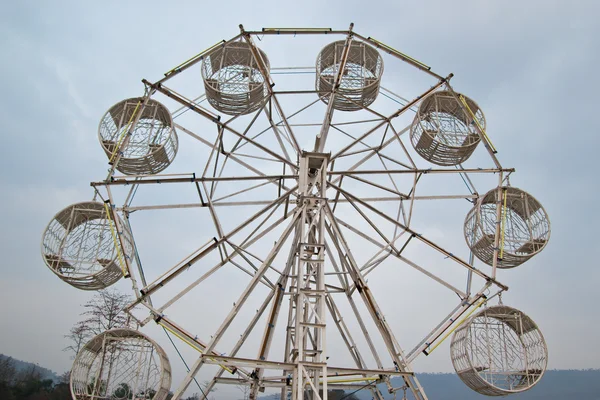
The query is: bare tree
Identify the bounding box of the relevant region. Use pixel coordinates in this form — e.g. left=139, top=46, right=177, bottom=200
left=0, top=356, right=16, bottom=385
left=199, top=380, right=217, bottom=400
left=236, top=383, right=250, bottom=400
left=59, top=370, right=71, bottom=385
left=79, top=288, right=131, bottom=335
left=15, top=365, right=43, bottom=385
left=64, top=289, right=132, bottom=357
left=63, top=323, right=88, bottom=358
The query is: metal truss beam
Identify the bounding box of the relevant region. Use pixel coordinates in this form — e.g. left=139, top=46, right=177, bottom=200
left=203, top=355, right=414, bottom=377
left=327, top=180, right=509, bottom=291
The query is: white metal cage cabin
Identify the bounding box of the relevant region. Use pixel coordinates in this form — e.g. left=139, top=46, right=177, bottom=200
left=464, top=186, right=551, bottom=268
left=42, top=23, right=553, bottom=400
left=410, top=91, right=484, bottom=166
left=316, top=40, right=384, bottom=111
left=450, top=305, right=547, bottom=396
left=201, top=41, right=270, bottom=115
left=99, top=97, right=179, bottom=175
left=71, top=329, right=172, bottom=400
left=41, top=201, right=134, bottom=290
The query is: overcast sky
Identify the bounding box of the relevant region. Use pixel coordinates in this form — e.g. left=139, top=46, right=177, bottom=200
left=1, top=1, right=599, bottom=399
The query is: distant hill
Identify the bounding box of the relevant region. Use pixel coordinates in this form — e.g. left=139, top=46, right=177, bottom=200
left=261, top=369, right=600, bottom=399
left=386, top=370, right=600, bottom=399
left=2, top=354, right=599, bottom=399
left=0, top=354, right=61, bottom=383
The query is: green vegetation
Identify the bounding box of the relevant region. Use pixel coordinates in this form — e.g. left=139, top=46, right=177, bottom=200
left=0, top=355, right=70, bottom=400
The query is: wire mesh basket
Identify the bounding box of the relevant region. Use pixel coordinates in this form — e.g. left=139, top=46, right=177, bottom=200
left=71, top=328, right=172, bottom=400
left=41, top=201, right=133, bottom=290
left=316, top=40, right=383, bottom=111
left=202, top=41, right=270, bottom=115
left=464, top=186, right=550, bottom=268
left=411, top=91, right=483, bottom=166
left=99, top=98, right=178, bottom=175
left=450, top=305, right=547, bottom=396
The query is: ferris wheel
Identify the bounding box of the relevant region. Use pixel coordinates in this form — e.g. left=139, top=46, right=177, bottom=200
left=41, top=24, right=551, bottom=400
